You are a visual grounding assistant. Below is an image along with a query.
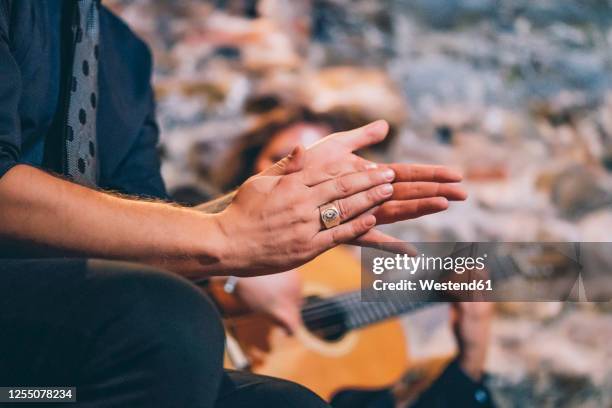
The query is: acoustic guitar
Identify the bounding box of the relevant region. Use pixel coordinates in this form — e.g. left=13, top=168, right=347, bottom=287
left=218, top=247, right=452, bottom=401
left=215, top=244, right=574, bottom=401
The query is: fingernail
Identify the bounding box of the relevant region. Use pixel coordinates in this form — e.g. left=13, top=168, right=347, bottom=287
left=365, top=162, right=378, bottom=170
left=379, top=184, right=393, bottom=196
left=383, top=169, right=395, bottom=181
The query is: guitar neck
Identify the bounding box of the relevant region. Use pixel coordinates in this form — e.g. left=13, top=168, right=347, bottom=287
left=301, top=291, right=432, bottom=333
left=344, top=293, right=432, bottom=330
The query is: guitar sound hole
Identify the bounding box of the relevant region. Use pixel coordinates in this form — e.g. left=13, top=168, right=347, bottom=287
left=301, top=296, right=349, bottom=342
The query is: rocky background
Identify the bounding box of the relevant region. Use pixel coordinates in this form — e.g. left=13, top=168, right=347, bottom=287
left=107, top=1, right=612, bottom=406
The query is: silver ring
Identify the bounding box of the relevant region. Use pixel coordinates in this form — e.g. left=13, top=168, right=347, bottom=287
left=320, top=202, right=341, bottom=229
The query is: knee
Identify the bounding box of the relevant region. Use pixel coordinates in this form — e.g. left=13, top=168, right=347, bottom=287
left=85, top=261, right=226, bottom=368
left=138, top=269, right=226, bottom=354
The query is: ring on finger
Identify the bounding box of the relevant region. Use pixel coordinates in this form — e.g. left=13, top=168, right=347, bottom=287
left=319, top=202, right=341, bottom=229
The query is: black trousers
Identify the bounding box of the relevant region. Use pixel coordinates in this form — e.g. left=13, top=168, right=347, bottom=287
left=0, top=259, right=329, bottom=408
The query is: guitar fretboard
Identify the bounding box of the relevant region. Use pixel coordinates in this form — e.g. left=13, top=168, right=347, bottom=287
left=301, top=291, right=430, bottom=332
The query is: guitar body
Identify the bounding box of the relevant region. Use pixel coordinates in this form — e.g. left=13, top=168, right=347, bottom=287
left=225, top=247, right=411, bottom=401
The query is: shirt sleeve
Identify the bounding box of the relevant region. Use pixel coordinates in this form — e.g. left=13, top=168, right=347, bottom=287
left=104, top=90, right=168, bottom=200
left=0, top=0, right=23, bottom=180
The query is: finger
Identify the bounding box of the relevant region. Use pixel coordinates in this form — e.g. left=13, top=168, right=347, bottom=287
left=333, top=184, right=394, bottom=222
left=374, top=197, right=450, bottom=225
left=387, top=163, right=463, bottom=183
left=349, top=229, right=418, bottom=256
left=313, top=168, right=395, bottom=205
left=313, top=214, right=376, bottom=251
left=261, top=144, right=305, bottom=176
left=319, top=120, right=389, bottom=152
left=391, top=182, right=468, bottom=201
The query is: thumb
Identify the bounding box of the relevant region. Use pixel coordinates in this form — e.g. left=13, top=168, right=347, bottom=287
left=270, top=305, right=302, bottom=336
left=262, top=144, right=305, bottom=176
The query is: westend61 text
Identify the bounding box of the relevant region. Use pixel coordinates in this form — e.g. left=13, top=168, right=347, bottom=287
left=372, top=279, right=493, bottom=292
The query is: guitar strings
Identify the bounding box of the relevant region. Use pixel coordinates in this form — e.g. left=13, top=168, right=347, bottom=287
left=301, top=291, right=422, bottom=319
left=302, top=304, right=427, bottom=333
left=300, top=296, right=358, bottom=319
left=300, top=292, right=361, bottom=320
left=302, top=300, right=427, bottom=333
left=302, top=297, right=417, bottom=323
left=301, top=296, right=366, bottom=328
left=301, top=291, right=360, bottom=314
left=301, top=292, right=427, bottom=331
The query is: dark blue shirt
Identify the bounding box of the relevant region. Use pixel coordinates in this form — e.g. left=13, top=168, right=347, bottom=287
left=0, top=0, right=167, bottom=199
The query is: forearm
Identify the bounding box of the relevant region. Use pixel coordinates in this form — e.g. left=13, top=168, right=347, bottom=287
left=0, top=165, right=229, bottom=277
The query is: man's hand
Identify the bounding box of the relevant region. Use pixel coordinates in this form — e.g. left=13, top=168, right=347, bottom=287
left=263, top=120, right=467, bottom=249
left=200, top=120, right=467, bottom=271
left=215, top=145, right=396, bottom=275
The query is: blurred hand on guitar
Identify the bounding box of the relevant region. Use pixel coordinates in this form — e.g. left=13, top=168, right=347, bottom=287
left=234, top=270, right=303, bottom=335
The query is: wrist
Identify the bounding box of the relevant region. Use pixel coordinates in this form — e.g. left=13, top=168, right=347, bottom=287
left=152, top=210, right=235, bottom=278
left=198, top=212, right=233, bottom=273
left=195, top=211, right=243, bottom=275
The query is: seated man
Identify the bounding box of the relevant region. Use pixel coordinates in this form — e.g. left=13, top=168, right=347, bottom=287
left=0, top=1, right=465, bottom=407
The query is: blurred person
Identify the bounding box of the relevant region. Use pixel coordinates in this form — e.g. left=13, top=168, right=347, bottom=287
left=330, top=302, right=494, bottom=408
left=0, top=1, right=466, bottom=407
